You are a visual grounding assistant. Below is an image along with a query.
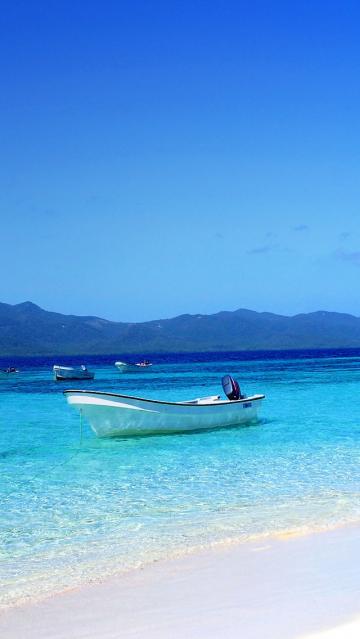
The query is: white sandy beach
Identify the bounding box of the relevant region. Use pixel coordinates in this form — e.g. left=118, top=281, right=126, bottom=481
left=1, top=524, right=359, bottom=639
left=304, top=619, right=360, bottom=638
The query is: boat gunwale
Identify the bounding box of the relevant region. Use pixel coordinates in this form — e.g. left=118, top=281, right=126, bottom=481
left=63, top=389, right=265, bottom=407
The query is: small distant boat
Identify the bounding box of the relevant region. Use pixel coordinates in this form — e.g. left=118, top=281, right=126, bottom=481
left=64, top=375, right=265, bottom=438
left=53, top=365, right=95, bottom=381
left=115, top=360, right=152, bottom=372
left=0, top=367, right=19, bottom=379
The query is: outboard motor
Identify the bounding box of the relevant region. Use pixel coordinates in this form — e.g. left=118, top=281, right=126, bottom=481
left=222, top=375, right=241, bottom=401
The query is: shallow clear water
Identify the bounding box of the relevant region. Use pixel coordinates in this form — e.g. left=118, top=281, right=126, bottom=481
left=1, top=350, right=360, bottom=607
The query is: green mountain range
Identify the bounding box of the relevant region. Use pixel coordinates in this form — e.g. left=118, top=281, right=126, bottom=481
left=1, top=301, right=360, bottom=356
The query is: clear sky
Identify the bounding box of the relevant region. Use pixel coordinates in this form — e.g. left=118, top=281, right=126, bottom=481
left=1, top=1, right=360, bottom=321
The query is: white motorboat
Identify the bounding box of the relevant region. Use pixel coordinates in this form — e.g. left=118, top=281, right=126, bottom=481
left=64, top=375, right=265, bottom=438
left=115, top=360, right=152, bottom=373
left=53, top=365, right=95, bottom=381
left=135, top=360, right=152, bottom=368
left=0, top=367, right=18, bottom=379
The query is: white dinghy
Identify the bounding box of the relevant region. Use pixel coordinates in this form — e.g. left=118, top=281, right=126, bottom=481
left=53, top=365, right=95, bottom=381
left=64, top=375, right=265, bottom=438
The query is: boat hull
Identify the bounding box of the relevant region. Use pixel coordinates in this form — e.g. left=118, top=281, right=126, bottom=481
left=64, top=390, right=264, bottom=437
left=53, top=366, right=94, bottom=381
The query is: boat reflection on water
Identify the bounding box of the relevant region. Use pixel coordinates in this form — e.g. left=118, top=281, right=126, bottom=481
left=0, top=366, right=19, bottom=379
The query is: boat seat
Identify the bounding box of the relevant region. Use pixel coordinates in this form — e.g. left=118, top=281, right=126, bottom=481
left=183, top=395, right=221, bottom=405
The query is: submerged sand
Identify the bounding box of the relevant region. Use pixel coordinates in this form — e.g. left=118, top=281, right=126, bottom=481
left=0, top=524, right=359, bottom=638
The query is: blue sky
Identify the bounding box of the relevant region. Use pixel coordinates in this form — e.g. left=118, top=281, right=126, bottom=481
left=1, top=1, right=360, bottom=321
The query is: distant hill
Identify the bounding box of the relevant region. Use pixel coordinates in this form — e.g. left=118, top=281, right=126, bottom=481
left=1, top=301, right=360, bottom=356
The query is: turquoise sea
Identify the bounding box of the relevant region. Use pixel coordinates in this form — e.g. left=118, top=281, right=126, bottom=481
left=1, top=350, right=360, bottom=608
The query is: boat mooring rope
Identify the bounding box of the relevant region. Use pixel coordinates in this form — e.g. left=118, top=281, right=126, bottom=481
left=36, top=408, right=84, bottom=477
left=7, top=410, right=85, bottom=494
